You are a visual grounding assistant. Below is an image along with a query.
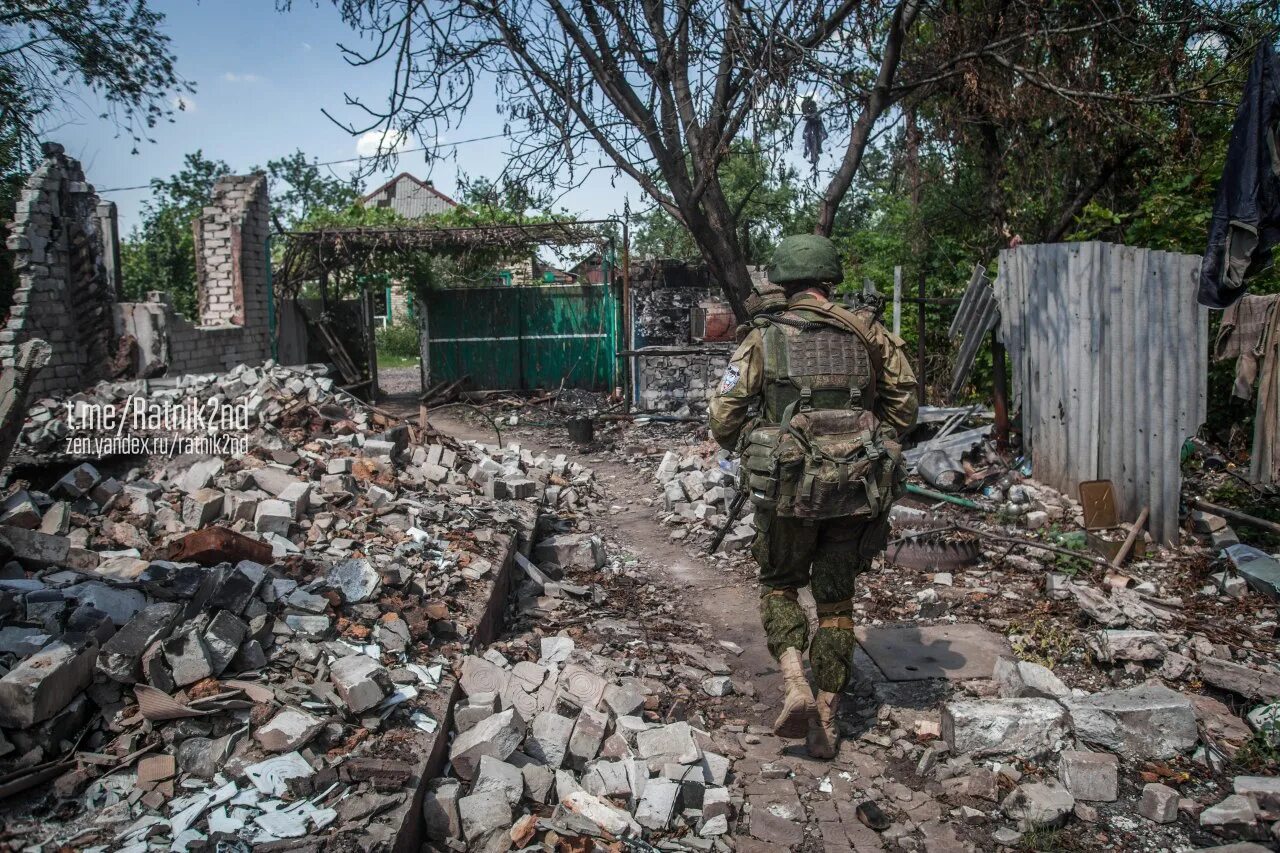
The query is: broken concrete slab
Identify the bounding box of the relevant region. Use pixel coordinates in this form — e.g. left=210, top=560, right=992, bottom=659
left=457, top=790, right=512, bottom=845
left=1002, top=781, right=1074, bottom=830
left=636, top=721, right=702, bottom=768
left=449, top=708, right=527, bottom=782
left=162, top=628, right=215, bottom=687
left=1062, top=683, right=1197, bottom=759
left=98, top=602, right=180, bottom=683
left=254, top=707, right=324, bottom=752
left=533, top=533, right=605, bottom=570
left=1140, top=782, right=1179, bottom=823
left=202, top=609, right=247, bottom=674
left=1088, top=629, right=1168, bottom=663
left=525, top=711, right=575, bottom=768
left=634, top=777, right=681, bottom=831
left=326, top=558, right=380, bottom=604
left=941, top=698, right=1069, bottom=758
left=855, top=622, right=1012, bottom=681
left=65, top=581, right=146, bottom=626
left=329, top=654, right=389, bottom=713
left=993, top=656, right=1070, bottom=699
left=472, top=755, right=523, bottom=807
left=1198, top=656, right=1280, bottom=701
left=423, top=778, right=463, bottom=842
left=568, top=705, right=608, bottom=770
left=1058, top=750, right=1118, bottom=802
left=1201, top=794, right=1266, bottom=841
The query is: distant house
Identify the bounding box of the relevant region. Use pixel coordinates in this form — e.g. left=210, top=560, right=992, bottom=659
left=360, top=173, right=458, bottom=219
left=359, top=174, right=460, bottom=326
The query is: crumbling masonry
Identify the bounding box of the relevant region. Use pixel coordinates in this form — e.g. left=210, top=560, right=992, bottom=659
left=0, top=145, right=273, bottom=394
left=0, top=144, right=117, bottom=397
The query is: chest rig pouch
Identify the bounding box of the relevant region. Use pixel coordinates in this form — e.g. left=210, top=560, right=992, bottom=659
left=742, top=310, right=905, bottom=519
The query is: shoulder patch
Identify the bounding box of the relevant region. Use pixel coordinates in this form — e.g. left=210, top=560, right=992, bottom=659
left=719, top=364, right=741, bottom=393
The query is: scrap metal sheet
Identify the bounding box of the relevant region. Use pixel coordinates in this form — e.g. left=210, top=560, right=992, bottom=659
left=993, top=242, right=1206, bottom=544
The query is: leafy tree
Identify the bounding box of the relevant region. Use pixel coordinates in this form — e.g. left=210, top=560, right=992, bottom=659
left=634, top=142, right=801, bottom=265
left=307, top=0, right=1256, bottom=319
left=0, top=0, right=191, bottom=164
left=264, top=150, right=362, bottom=230
left=120, top=151, right=229, bottom=318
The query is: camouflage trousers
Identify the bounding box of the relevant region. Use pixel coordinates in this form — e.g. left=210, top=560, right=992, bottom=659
left=752, top=511, right=890, bottom=693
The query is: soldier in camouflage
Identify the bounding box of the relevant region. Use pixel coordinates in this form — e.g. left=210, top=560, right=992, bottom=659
left=709, top=235, right=918, bottom=758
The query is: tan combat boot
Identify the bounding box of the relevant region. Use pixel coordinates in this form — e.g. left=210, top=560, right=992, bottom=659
left=772, top=647, right=816, bottom=738
left=807, top=690, right=840, bottom=759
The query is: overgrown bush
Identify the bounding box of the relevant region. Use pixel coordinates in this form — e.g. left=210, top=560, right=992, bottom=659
left=376, top=322, right=419, bottom=359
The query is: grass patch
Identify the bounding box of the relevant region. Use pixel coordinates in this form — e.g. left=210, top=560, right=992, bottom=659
left=1009, top=617, right=1076, bottom=670
left=377, top=353, right=420, bottom=369
left=1018, top=826, right=1074, bottom=851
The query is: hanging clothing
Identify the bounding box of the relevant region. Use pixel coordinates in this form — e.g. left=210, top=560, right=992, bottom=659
left=1199, top=42, right=1280, bottom=309
left=1214, top=292, right=1279, bottom=399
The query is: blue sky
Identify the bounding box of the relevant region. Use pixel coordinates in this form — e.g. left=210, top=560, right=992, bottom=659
left=54, top=1, right=633, bottom=233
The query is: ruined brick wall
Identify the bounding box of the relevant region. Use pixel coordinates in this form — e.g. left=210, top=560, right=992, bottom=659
left=637, top=346, right=733, bottom=413
left=629, top=260, right=760, bottom=412
left=117, top=173, right=273, bottom=376
left=0, top=148, right=277, bottom=394
left=0, top=143, right=117, bottom=397
left=194, top=174, right=270, bottom=329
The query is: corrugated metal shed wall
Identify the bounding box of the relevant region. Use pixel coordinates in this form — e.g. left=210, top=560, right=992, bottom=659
left=994, top=242, right=1206, bottom=544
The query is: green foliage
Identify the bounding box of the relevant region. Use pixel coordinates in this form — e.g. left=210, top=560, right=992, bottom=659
left=376, top=321, right=419, bottom=360
left=0, top=1, right=190, bottom=157
left=265, top=150, right=362, bottom=230
left=120, top=151, right=230, bottom=317
left=122, top=149, right=363, bottom=316
left=1235, top=715, right=1280, bottom=774
left=1009, top=618, right=1076, bottom=671
left=634, top=142, right=801, bottom=264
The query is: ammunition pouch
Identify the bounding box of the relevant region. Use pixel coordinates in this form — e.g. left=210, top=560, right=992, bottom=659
left=745, top=410, right=906, bottom=520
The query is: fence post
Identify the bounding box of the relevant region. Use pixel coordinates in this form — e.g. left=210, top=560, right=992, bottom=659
left=892, top=265, right=902, bottom=338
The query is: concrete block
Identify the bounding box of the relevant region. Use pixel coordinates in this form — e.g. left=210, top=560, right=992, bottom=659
left=255, top=707, right=323, bottom=752
left=329, top=654, right=389, bottom=713
left=941, top=698, right=1069, bottom=758
left=1058, top=750, right=1118, bottom=802
left=1062, top=684, right=1197, bottom=759
left=162, top=628, right=215, bottom=687
left=525, top=711, right=575, bottom=768
left=0, top=637, right=97, bottom=728
left=98, top=602, right=180, bottom=683
left=182, top=488, right=224, bottom=528
left=449, top=708, right=526, bottom=782
left=1140, top=782, right=1179, bottom=823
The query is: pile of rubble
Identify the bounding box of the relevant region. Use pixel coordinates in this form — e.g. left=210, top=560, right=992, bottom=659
left=0, top=362, right=606, bottom=850
left=652, top=447, right=754, bottom=551
left=428, top=640, right=735, bottom=850
left=413, top=461, right=755, bottom=851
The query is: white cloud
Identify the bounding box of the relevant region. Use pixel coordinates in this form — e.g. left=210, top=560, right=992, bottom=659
left=222, top=72, right=262, bottom=84
left=356, top=128, right=410, bottom=158
left=171, top=95, right=196, bottom=113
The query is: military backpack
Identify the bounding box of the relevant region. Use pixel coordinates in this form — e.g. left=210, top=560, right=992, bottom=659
left=740, top=301, right=906, bottom=520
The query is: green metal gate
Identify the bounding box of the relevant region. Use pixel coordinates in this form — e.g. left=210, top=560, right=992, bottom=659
left=425, top=283, right=618, bottom=391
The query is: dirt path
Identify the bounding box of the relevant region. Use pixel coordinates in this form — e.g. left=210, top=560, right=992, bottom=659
left=425, top=411, right=785, bottom=728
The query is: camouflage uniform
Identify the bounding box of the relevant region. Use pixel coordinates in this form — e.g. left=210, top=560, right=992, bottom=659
left=709, top=292, right=917, bottom=694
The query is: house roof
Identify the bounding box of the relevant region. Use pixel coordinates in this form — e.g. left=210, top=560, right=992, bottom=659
left=359, top=172, right=459, bottom=208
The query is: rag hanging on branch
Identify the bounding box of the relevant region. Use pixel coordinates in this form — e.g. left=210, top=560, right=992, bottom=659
left=801, top=96, right=827, bottom=168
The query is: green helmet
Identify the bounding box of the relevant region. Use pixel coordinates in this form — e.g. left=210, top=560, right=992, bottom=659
left=768, top=234, right=844, bottom=286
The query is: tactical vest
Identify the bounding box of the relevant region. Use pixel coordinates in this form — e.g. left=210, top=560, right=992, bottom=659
left=759, top=311, right=877, bottom=422
left=741, top=302, right=904, bottom=520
